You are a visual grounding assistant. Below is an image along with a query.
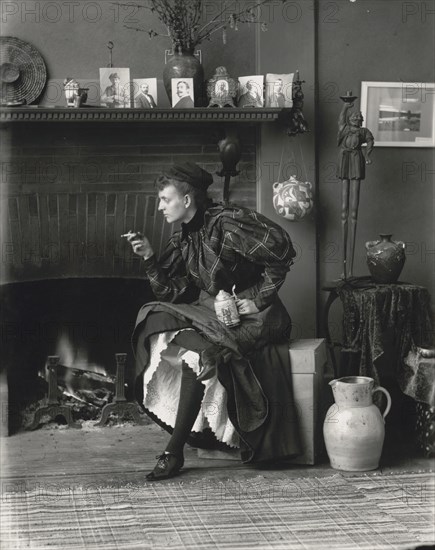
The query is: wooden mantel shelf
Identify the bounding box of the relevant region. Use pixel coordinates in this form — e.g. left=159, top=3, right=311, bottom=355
left=0, top=107, right=290, bottom=123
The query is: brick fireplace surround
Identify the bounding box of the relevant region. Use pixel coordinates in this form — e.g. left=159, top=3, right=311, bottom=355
left=1, top=118, right=257, bottom=283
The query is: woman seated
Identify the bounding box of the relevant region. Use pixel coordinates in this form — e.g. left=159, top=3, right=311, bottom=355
left=127, top=162, right=301, bottom=481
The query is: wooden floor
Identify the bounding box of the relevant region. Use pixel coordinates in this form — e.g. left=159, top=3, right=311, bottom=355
left=1, top=420, right=433, bottom=489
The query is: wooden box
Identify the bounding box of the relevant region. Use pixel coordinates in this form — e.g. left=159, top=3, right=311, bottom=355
left=287, top=338, right=330, bottom=465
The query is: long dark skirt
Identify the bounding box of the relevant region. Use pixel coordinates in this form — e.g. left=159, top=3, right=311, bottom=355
left=131, top=291, right=302, bottom=463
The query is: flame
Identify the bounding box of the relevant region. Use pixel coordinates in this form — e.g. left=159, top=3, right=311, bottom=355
left=55, top=333, right=106, bottom=375
left=54, top=332, right=108, bottom=401
left=63, top=390, right=87, bottom=403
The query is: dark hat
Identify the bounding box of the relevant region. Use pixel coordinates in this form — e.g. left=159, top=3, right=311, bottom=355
left=109, top=72, right=119, bottom=80
left=165, top=162, right=213, bottom=190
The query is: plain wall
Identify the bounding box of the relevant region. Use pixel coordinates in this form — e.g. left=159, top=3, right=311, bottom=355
left=257, top=0, right=317, bottom=338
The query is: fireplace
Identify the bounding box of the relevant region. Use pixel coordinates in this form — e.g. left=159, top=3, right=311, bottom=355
left=0, top=278, right=156, bottom=431
left=0, top=119, right=257, bottom=432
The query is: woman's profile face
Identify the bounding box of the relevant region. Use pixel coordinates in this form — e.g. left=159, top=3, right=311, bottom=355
left=157, top=184, right=191, bottom=224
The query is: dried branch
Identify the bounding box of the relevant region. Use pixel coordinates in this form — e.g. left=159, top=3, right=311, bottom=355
left=115, top=0, right=278, bottom=51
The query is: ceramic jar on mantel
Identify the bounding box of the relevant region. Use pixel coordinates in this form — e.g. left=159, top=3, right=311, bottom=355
left=365, top=234, right=406, bottom=283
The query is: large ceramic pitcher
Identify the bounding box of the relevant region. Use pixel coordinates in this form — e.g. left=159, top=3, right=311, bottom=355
left=323, top=376, right=392, bottom=471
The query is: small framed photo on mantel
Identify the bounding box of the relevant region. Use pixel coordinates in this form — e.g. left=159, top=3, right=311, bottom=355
left=133, top=78, right=157, bottom=108
left=99, top=68, right=131, bottom=108
left=361, top=81, right=435, bottom=147
left=237, top=76, right=264, bottom=108
left=171, top=78, right=194, bottom=108
left=265, top=73, right=294, bottom=108
left=206, top=67, right=238, bottom=108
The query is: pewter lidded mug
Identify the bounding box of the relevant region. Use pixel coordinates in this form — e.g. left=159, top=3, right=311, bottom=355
left=323, top=376, right=392, bottom=471
left=214, top=290, right=240, bottom=327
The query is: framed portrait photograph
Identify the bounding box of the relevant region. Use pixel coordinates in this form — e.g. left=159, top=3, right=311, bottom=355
left=265, top=73, right=294, bottom=108
left=133, top=78, right=158, bottom=108
left=361, top=81, right=435, bottom=147
left=99, top=68, right=131, bottom=108
left=206, top=67, right=237, bottom=108
left=237, top=75, right=264, bottom=108
left=171, top=78, right=194, bottom=108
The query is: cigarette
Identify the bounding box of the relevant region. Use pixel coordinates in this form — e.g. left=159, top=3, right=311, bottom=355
left=121, top=231, right=143, bottom=239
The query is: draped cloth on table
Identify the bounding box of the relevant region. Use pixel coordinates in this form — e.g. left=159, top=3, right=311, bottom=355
left=131, top=292, right=302, bottom=463
left=337, top=280, right=433, bottom=386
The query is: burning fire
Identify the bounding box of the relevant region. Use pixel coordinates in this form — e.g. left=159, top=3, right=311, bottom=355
left=55, top=333, right=106, bottom=375
left=46, top=333, right=114, bottom=405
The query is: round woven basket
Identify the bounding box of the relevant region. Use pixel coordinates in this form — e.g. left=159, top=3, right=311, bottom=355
left=0, top=36, right=47, bottom=105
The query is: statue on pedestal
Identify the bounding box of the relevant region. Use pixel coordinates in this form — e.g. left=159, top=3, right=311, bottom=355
left=337, top=91, right=374, bottom=279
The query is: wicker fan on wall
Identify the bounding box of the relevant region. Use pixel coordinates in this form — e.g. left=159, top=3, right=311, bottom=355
left=0, top=36, right=47, bottom=106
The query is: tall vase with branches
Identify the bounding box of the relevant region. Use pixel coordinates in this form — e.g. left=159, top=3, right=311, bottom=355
left=115, top=0, right=278, bottom=105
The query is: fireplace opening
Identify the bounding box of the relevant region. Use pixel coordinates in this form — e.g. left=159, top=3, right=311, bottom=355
left=1, top=278, right=155, bottom=433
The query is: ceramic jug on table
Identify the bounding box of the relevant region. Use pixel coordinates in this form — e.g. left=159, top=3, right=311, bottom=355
left=365, top=234, right=406, bottom=283
left=323, top=376, right=392, bottom=471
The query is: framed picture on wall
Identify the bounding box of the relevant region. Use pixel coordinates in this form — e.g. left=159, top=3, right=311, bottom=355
left=361, top=81, right=435, bottom=147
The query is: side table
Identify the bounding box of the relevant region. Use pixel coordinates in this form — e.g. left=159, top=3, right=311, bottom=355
left=322, top=277, right=433, bottom=383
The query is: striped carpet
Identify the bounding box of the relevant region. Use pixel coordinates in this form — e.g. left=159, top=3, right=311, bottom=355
left=1, top=472, right=434, bottom=550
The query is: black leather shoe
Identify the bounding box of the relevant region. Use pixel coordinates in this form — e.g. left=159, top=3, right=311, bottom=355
left=198, top=345, right=232, bottom=382
left=146, top=453, right=184, bottom=481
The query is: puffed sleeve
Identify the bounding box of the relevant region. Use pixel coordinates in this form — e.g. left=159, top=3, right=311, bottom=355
left=142, top=233, right=192, bottom=302
left=219, top=208, right=296, bottom=310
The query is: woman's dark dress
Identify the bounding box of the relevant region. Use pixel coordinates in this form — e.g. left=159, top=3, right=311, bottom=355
left=131, top=204, right=301, bottom=463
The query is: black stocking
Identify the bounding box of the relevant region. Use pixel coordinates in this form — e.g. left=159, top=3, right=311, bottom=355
left=165, top=360, right=205, bottom=457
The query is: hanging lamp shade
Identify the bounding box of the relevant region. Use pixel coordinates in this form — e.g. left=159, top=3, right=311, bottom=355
left=0, top=36, right=47, bottom=105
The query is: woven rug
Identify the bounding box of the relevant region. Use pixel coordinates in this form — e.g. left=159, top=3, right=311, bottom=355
left=1, top=471, right=434, bottom=550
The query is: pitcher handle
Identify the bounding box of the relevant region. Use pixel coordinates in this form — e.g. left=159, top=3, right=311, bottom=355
left=372, top=386, right=392, bottom=419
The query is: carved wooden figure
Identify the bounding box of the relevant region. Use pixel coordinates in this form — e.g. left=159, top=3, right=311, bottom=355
left=337, top=91, right=374, bottom=279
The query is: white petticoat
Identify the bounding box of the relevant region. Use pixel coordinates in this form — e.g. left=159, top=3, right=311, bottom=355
left=143, top=329, right=240, bottom=448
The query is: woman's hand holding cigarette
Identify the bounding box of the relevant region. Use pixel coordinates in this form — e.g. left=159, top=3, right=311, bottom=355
left=122, top=231, right=154, bottom=260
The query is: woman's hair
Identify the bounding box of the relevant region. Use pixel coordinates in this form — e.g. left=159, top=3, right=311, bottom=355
left=155, top=174, right=211, bottom=210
